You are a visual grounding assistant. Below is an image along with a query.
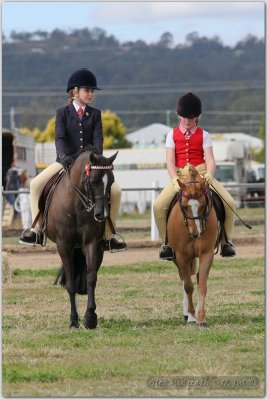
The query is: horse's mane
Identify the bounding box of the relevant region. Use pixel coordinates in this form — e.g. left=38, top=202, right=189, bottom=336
left=77, top=144, right=98, bottom=156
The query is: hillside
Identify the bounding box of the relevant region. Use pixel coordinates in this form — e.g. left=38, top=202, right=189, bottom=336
left=3, top=29, right=265, bottom=133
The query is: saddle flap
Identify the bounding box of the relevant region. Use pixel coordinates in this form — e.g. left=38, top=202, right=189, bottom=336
left=38, top=169, right=65, bottom=232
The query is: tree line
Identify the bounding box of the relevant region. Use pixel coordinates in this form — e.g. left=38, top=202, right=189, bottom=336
left=2, top=28, right=265, bottom=135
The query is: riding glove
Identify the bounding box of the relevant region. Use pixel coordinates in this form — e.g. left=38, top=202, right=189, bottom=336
left=59, top=154, right=73, bottom=169
left=203, top=172, right=214, bottom=184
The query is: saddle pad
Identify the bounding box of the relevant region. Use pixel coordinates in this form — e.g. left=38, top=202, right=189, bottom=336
left=38, top=169, right=65, bottom=215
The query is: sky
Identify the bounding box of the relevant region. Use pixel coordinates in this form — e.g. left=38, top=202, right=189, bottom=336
left=1, top=1, right=265, bottom=47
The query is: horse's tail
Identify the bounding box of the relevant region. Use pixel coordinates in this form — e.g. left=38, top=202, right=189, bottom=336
left=53, top=248, right=88, bottom=295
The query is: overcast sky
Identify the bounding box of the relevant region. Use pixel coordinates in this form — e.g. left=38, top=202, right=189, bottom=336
left=2, top=1, right=265, bottom=47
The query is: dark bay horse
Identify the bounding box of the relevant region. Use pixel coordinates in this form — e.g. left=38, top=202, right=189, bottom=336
left=167, top=165, right=218, bottom=327
left=46, top=147, right=117, bottom=329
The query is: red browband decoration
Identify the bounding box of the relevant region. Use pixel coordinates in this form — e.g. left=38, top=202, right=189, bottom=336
left=85, top=164, right=114, bottom=177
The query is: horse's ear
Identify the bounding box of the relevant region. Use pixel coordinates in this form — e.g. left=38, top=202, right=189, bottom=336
left=107, top=151, right=118, bottom=164
left=177, top=179, right=186, bottom=190
left=89, top=151, right=100, bottom=165
left=189, top=165, right=198, bottom=179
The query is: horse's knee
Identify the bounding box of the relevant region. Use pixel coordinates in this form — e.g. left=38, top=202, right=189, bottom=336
left=66, top=282, right=76, bottom=294
left=184, top=282, right=194, bottom=294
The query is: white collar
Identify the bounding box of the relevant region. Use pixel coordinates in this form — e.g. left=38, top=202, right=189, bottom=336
left=73, top=101, right=86, bottom=111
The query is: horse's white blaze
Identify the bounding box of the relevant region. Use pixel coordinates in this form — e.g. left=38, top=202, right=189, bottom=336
left=188, top=199, right=201, bottom=235
left=103, top=174, right=108, bottom=194
left=103, top=174, right=109, bottom=217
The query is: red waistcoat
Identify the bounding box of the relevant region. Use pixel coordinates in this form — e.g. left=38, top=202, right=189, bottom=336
left=173, top=126, right=205, bottom=168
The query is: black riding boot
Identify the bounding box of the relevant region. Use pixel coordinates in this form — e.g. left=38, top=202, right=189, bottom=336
left=103, top=237, right=127, bottom=252
left=19, top=229, right=44, bottom=246
left=221, top=241, right=236, bottom=257
left=159, top=244, right=175, bottom=261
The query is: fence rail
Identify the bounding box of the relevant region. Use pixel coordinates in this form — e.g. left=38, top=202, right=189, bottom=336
left=1, top=182, right=266, bottom=195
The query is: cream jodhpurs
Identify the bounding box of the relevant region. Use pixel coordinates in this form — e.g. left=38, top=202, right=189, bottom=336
left=29, top=162, right=121, bottom=239
left=153, top=163, right=235, bottom=243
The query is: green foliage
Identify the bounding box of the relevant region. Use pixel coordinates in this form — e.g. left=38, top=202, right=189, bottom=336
left=102, top=110, right=131, bottom=149
left=20, top=111, right=131, bottom=148
left=20, top=116, right=55, bottom=142
left=2, top=30, right=264, bottom=133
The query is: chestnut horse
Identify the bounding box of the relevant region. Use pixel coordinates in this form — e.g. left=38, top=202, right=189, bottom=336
left=167, top=165, right=218, bottom=327
left=47, top=146, right=117, bottom=329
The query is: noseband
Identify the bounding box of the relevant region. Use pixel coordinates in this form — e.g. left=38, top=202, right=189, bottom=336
left=178, top=180, right=212, bottom=237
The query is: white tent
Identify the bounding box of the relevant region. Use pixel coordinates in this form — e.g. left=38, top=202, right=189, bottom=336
left=211, top=132, right=263, bottom=150
left=127, top=123, right=171, bottom=147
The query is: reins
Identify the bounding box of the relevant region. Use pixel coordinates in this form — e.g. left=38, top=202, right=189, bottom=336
left=209, top=182, right=252, bottom=230
left=64, top=161, right=114, bottom=214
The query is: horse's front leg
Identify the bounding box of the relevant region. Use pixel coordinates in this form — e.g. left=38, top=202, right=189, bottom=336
left=196, top=252, right=213, bottom=327
left=57, top=243, right=79, bottom=328
left=183, top=277, right=196, bottom=323
left=84, top=240, right=103, bottom=329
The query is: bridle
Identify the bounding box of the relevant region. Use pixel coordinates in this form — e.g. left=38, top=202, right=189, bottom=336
left=65, top=162, right=114, bottom=215
left=178, top=180, right=213, bottom=238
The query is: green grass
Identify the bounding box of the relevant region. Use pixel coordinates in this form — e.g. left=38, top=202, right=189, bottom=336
left=2, top=258, right=265, bottom=397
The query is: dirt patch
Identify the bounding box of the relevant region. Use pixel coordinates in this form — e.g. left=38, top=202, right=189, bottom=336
left=5, top=235, right=265, bottom=270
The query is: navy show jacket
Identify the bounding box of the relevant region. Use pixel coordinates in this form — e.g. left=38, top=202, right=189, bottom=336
left=55, top=103, right=103, bottom=161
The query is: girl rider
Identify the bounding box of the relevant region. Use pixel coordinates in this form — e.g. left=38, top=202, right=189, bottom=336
left=20, top=68, right=126, bottom=252
left=153, top=92, right=236, bottom=260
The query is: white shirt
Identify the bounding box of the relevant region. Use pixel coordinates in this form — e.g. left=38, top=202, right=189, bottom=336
left=165, top=127, right=212, bottom=149
left=72, top=101, right=86, bottom=112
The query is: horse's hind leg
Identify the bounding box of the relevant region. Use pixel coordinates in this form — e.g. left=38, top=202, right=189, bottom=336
left=57, top=244, right=79, bottom=328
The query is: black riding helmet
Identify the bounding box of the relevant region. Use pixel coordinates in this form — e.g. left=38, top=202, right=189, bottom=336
left=66, top=68, right=100, bottom=92
left=177, top=92, right=202, bottom=118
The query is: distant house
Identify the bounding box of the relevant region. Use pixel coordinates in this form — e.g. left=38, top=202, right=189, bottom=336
left=126, top=123, right=171, bottom=148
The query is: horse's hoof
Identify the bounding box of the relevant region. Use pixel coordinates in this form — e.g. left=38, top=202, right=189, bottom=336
left=184, top=315, right=188, bottom=322
left=84, top=321, right=98, bottom=329
left=84, top=316, right=98, bottom=329
left=196, top=322, right=208, bottom=328
left=69, top=320, right=80, bottom=329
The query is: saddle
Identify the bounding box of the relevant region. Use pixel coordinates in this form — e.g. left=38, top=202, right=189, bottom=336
left=166, top=187, right=227, bottom=253
left=32, top=169, right=65, bottom=236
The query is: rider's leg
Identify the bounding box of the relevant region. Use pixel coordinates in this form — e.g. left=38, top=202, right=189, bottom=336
left=210, top=179, right=236, bottom=257
left=104, top=181, right=126, bottom=252
left=153, top=180, right=178, bottom=260
left=195, top=163, right=236, bottom=257
left=20, top=162, right=63, bottom=245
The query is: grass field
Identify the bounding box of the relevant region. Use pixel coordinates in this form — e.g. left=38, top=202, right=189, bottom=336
left=2, top=256, right=265, bottom=397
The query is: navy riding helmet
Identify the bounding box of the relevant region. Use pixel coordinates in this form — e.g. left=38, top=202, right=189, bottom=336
left=66, top=68, right=100, bottom=92
left=177, top=92, right=202, bottom=118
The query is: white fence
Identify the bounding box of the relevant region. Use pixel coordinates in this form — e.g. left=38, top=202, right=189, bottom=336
left=2, top=182, right=265, bottom=241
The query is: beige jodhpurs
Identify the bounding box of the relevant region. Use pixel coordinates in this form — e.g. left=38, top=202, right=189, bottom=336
left=29, top=162, right=121, bottom=239
left=153, top=163, right=235, bottom=243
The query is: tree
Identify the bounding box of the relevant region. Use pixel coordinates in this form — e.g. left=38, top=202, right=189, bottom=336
left=102, top=110, right=132, bottom=149
left=20, top=111, right=131, bottom=149
left=20, top=116, right=55, bottom=142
